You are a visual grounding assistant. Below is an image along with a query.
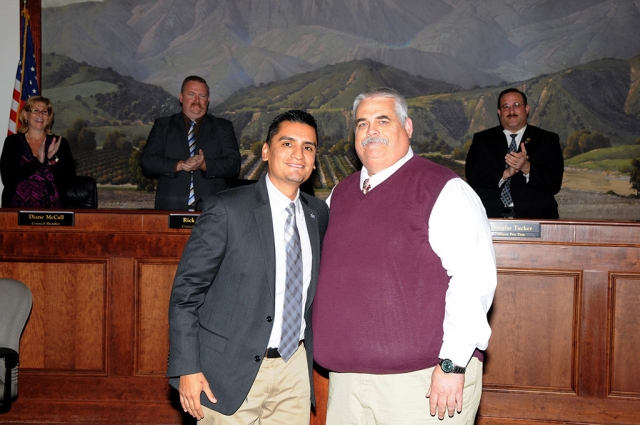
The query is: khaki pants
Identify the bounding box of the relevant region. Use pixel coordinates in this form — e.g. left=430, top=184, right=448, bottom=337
left=200, top=343, right=310, bottom=425
left=326, top=357, right=483, bottom=425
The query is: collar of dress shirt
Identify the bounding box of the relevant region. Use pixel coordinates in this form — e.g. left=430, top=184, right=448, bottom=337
left=360, top=147, right=414, bottom=192
left=502, top=125, right=527, bottom=149
left=265, top=172, right=301, bottom=214
left=182, top=113, right=204, bottom=130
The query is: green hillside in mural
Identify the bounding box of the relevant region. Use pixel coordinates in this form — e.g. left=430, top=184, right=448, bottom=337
left=565, top=144, right=640, bottom=173
left=41, top=52, right=640, bottom=192
left=214, top=56, right=640, bottom=149
left=43, top=52, right=178, bottom=147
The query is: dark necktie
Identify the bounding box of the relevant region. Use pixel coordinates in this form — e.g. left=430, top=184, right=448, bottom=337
left=279, top=203, right=303, bottom=361
left=187, top=120, right=196, bottom=210
left=362, top=178, right=371, bottom=195
left=500, top=134, right=518, bottom=207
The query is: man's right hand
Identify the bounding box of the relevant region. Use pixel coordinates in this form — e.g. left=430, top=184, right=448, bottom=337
left=179, top=372, right=217, bottom=420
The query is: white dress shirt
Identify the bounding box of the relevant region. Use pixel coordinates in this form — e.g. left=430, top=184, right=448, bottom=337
left=499, top=125, right=530, bottom=189
left=265, top=174, right=312, bottom=348
left=328, top=147, right=497, bottom=366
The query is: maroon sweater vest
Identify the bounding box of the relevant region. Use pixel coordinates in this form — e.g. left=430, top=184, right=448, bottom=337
left=312, top=156, right=459, bottom=373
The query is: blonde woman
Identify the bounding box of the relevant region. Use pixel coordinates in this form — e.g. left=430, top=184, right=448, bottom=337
left=1, top=96, right=75, bottom=207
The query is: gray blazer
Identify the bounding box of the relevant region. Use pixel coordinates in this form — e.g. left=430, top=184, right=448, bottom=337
left=167, top=175, right=329, bottom=415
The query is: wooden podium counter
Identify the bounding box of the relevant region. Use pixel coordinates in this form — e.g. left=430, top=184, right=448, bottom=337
left=1, top=209, right=639, bottom=424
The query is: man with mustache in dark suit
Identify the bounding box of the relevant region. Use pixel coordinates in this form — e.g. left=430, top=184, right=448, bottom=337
left=142, top=75, right=241, bottom=211
left=466, top=88, right=564, bottom=219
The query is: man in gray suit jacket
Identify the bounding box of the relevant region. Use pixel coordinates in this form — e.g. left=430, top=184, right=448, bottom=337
left=167, top=110, right=329, bottom=424
left=142, top=75, right=241, bottom=211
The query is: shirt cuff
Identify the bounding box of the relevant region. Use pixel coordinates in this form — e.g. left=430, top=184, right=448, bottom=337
left=438, top=342, right=476, bottom=368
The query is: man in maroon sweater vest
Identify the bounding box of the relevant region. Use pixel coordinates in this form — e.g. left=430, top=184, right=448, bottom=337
left=312, top=87, right=497, bottom=424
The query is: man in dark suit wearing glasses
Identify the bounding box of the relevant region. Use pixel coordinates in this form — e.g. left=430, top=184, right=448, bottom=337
left=466, top=88, right=564, bottom=219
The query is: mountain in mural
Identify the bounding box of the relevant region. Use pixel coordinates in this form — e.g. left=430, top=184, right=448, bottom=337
left=212, top=55, right=640, bottom=147
left=42, top=50, right=640, bottom=150
left=39, top=51, right=640, bottom=201
left=42, top=0, right=640, bottom=104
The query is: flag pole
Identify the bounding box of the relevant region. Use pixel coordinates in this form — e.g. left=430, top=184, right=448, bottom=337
left=19, top=1, right=29, bottom=107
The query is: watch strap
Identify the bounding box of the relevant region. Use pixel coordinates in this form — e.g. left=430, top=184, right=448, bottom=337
left=439, top=358, right=466, bottom=374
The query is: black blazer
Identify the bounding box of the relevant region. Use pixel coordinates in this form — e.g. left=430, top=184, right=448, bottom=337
left=466, top=125, right=564, bottom=219
left=1, top=133, right=76, bottom=208
left=167, top=175, right=329, bottom=415
left=141, top=113, right=241, bottom=210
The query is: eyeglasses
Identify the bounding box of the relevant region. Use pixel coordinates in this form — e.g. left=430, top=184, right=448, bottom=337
left=27, top=108, right=49, bottom=115
left=500, top=102, right=525, bottom=111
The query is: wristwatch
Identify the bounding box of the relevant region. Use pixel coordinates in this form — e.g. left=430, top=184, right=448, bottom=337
left=48, top=155, right=59, bottom=166
left=439, top=358, right=466, bottom=374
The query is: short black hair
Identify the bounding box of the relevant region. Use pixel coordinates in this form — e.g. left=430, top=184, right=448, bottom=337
left=497, top=88, right=527, bottom=109
left=181, top=75, right=210, bottom=96
left=265, top=110, right=318, bottom=145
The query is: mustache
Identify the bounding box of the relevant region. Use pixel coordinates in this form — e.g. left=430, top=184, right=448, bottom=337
left=361, top=136, right=389, bottom=148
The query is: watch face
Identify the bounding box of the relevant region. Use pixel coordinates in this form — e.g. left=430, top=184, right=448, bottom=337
left=441, top=359, right=454, bottom=373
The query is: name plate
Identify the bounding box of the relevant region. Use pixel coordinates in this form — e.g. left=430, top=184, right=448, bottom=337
left=490, top=221, right=540, bottom=238
left=169, top=214, right=199, bottom=229
left=19, top=211, right=75, bottom=226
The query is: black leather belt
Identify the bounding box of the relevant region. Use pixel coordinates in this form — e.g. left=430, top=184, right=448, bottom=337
left=501, top=207, right=515, bottom=218
left=265, top=340, right=304, bottom=358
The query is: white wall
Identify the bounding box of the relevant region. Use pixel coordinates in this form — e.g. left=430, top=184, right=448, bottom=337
left=0, top=2, right=21, bottom=198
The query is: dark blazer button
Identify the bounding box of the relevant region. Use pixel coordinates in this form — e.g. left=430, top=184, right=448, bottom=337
left=254, top=355, right=260, bottom=362
left=266, top=316, right=272, bottom=322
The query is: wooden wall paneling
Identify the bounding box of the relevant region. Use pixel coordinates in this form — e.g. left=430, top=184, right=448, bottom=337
left=494, top=243, right=639, bottom=273
left=578, top=270, right=609, bottom=398
left=311, top=367, right=329, bottom=425
left=136, top=260, right=179, bottom=376
left=110, top=257, right=135, bottom=377
left=609, top=273, right=640, bottom=397
left=0, top=259, right=107, bottom=374
left=574, top=223, right=640, bottom=246
left=540, top=222, right=576, bottom=242
left=484, top=270, right=579, bottom=392
left=477, top=391, right=640, bottom=425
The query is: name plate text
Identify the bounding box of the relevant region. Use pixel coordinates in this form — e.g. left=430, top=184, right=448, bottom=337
left=490, top=221, right=540, bottom=238
left=19, top=211, right=75, bottom=226
left=169, top=214, right=199, bottom=229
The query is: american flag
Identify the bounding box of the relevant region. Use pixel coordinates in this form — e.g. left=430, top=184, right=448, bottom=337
left=8, top=9, right=40, bottom=135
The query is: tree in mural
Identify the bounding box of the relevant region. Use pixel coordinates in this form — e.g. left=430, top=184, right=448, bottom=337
left=129, top=149, right=155, bottom=192
left=564, top=129, right=612, bottom=158
left=78, top=127, right=97, bottom=151
left=65, top=118, right=96, bottom=151
left=104, top=130, right=133, bottom=151
left=451, top=139, right=472, bottom=161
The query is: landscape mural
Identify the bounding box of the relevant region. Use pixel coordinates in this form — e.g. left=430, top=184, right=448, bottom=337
left=41, top=0, right=640, bottom=218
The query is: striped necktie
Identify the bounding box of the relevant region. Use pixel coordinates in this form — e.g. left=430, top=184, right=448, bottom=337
left=500, top=134, right=518, bottom=207
left=187, top=120, right=196, bottom=210
left=279, top=202, right=303, bottom=361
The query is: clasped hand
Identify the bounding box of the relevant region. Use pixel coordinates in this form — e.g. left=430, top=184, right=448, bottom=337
left=503, top=142, right=529, bottom=179
left=176, top=149, right=206, bottom=173
left=38, top=136, right=61, bottom=164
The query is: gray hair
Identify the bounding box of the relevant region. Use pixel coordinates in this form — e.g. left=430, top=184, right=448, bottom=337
left=352, top=87, right=408, bottom=133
